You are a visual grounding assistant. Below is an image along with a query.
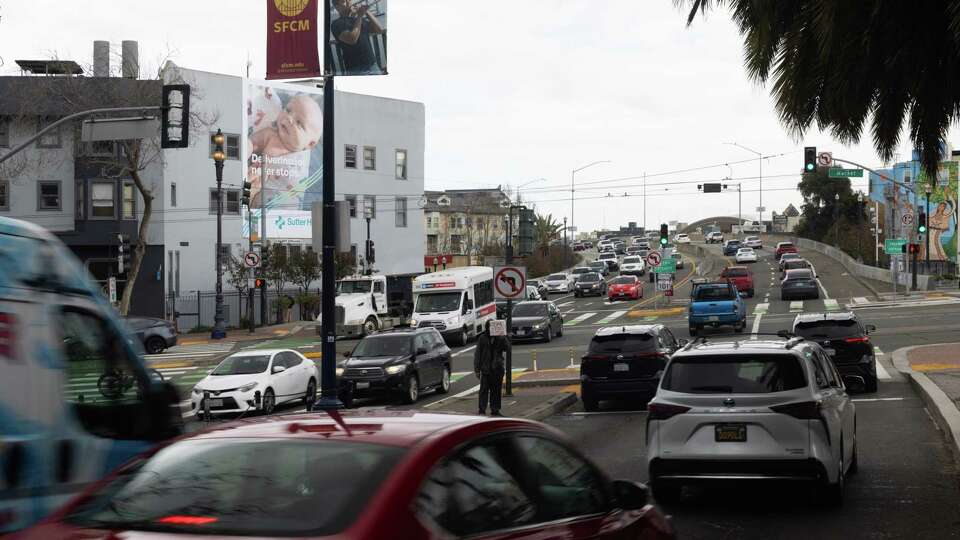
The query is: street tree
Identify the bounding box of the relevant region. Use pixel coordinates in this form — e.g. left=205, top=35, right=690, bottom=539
left=534, top=213, right=563, bottom=255
left=263, top=243, right=293, bottom=323
left=225, top=255, right=252, bottom=299
left=680, top=0, right=960, bottom=178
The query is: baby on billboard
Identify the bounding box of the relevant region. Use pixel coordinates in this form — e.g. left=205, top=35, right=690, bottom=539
left=246, top=83, right=324, bottom=209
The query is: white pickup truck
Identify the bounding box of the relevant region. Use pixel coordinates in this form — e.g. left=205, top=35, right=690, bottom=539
left=320, top=274, right=416, bottom=337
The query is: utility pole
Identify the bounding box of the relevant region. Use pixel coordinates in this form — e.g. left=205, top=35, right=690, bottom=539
left=834, top=193, right=840, bottom=247
left=260, top=160, right=268, bottom=325
left=505, top=205, right=515, bottom=397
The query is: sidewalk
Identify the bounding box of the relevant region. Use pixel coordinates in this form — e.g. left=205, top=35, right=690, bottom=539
left=892, top=343, right=960, bottom=460
left=177, top=321, right=315, bottom=346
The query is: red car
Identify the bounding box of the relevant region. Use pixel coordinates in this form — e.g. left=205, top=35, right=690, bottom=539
left=608, top=275, right=643, bottom=301
left=775, top=241, right=798, bottom=260
left=719, top=265, right=755, bottom=297
left=23, top=411, right=675, bottom=540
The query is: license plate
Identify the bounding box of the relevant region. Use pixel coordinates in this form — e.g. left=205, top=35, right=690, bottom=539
left=613, top=363, right=629, bottom=372
left=355, top=382, right=370, bottom=390
left=207, top=398, right=223, bottom=407
left=708, top=316, right=719, bottom=322
left=824, top=348, right=836, bottom=356
left=715, top=424, right=747, bottom=442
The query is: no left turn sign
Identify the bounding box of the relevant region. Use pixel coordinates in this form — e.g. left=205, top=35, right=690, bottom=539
left=493, top=266, right=527, bottom=300
left=243, top=251, right=261, bottom=268
left=645, top=251, right=662, bottom=267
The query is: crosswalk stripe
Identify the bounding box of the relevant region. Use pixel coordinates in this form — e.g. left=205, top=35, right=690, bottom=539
left=875, top=360, right=892, bottom=380
left=565, top=312, right=596, bottom=326
left=853, top=297, right=869, bottom=304
left=754, top=303, right=769, bottom=315
left=823, top=299, right=840, bottom=311
left=557, top=302, right=574, bottom=308
left=789, top=301, right=804, bottom=312
left=597, top=311, right=627, bottom=324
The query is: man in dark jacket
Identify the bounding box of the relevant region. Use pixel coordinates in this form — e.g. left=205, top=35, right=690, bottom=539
left=474, top=320, right=507, bottom=416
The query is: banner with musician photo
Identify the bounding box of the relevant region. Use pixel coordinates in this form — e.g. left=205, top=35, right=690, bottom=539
left=327, top=0, right=388, bottom=76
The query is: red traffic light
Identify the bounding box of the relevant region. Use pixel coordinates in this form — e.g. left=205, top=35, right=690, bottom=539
left=255, top=278, right=266, bottom=288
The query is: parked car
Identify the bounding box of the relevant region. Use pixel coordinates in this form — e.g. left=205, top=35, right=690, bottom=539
left=687, top=281, right=747, bottom=336
left=544, top=272, right=575, bottom=294
left=778, top=252, right=802, bottom=271
left=674, top=233, right=691, bottom=244
left=672, top=252, right=685, bottom=269
left=588, top=260, right=610, bottom=277
left=719, top=265, right=755, bottom=297
left=793, top=311, right=879, bottom=392
left=124, top=316, right=177, bottom=354
left=775, top=241, right=799, bottom=260
left=29, top=411, right=676, bottom=540
left=190, top=349, right=319, bottom=417
left=744, top=235, right=763, bottom=249
left=647, top=336, right=858, bottom=505
left=620, top=255, right=646, bottom=276
left=338, top=327, right=451, bottom=407
left=528, top=278, right=549, bottom=299
left=597, top=251, right=620, bottom=271
left=735, top=247, right=758, bottom=263
left=608, top=275, right=643, bottom=301
left=781, top=269, right=819, bottom=300
left=575, top=272, right=608, bottom=297
left=510, top=301, right=564, bottom=342
left=705, top=231, right=724, bottom=244
left=580, top=325, right=685, bottom=412
left=722, top=239, right=743, bottom=256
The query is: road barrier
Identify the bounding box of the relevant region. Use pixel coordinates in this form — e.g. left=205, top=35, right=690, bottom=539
left=531, top=350, right=538, bottom=372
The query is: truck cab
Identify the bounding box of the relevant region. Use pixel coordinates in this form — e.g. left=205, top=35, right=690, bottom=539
left=326, top=274, right=414, bottom=337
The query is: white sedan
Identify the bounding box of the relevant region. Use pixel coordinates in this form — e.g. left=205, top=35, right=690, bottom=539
left=735, top=247, right=758, bottom=263
left=744, top=236, right=763, bottom=249
left=674, top=233, right=691, bottom=244
left=544, top=272, right=575, bottom=293
left=190, top=349, right=319, bottom=417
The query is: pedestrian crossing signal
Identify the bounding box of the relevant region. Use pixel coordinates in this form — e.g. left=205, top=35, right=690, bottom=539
left=255, top=278, right=266, bottom=288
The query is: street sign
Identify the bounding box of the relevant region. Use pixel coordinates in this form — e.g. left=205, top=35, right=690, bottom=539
left=656, top=281, right=672, bottom=292
left=828, top=167, right=863, bottom=178
left=108, top=277, right=117, bottom=303
left=884, top=238, right=907, bottom=254
left=655, top=258, right=677, bottom=274
left=493, top=266, right=527, bottom=300
left=243, top=251, right=261, bottom=268
left=488, top=319, right=507, bottom=337
left=901, top=214, right=914, bottom=226
left=756, top=206, right=766, bottom=212
left=645, top=251, right=663, bottom=267
left=817, top=152, right=833, bottom=166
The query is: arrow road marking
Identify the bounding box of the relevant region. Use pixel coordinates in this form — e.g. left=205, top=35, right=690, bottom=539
left=789, top=301, right=804, bottom=312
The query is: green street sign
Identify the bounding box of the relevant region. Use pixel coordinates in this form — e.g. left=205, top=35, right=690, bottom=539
left=883, top=238, right=907, bottom=254
left=828, top=167, right=863, bottom=178
left=655, top=258, right=677, bottom=274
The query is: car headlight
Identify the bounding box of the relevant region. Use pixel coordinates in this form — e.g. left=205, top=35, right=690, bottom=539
left=410, top=319, right=418, bottom=326
left=591, top=284, right=599, bottom=289
left=191, top=386, right=203, bottom=396
left=336, top=367, right=344, bottom=377
left=385, top=364, right=406, bottom=375
left=238, top=381, right=259, bottom=393
left=533, top=323, right=544, bottom=330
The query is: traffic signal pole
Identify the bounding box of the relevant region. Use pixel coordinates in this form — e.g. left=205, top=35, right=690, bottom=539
left=505, top=205, right=514, bottom=397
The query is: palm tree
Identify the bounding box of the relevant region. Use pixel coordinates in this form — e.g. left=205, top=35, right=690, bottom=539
left=679, top=0, right=960, bottom=178
left=534, top=213, right=563, bottom=255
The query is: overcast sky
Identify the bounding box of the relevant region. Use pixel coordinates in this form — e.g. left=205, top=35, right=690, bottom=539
left=2, top=0, right=958, bottom=233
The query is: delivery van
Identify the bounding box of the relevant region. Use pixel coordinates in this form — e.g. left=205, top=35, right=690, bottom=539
left=411, top=267, right=496, bottom=346
left=0, top=217, right=182, bottom=532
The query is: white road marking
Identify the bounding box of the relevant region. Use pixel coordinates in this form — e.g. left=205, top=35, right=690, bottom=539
left=598, top=311, right=628, bottom=324
left=557, top=301, right=574, bottom=308
left=851, top=397, right=904, bottom=402
left=145, top=352, right=217, bottom=360
left=566, top=312, right=597, bottom=326
left=816, top=278, right=830, bottom=299
left=875, top=360, right=892, bottom=380
left=874, top=346, right=884, bottom=355
left=568, top=410, right=645, bottom=416
left=428, top=384, right=482, bottom=407
left=853, top=297, right=869, bottom=305
left=823, top=299, right=840, bottom=311
left=789, top=301, right=804, bottom=312
left=452, top=345, right=477, bottom=357
left=750, top=313, right=763, bottom=340
left=754, top=303, right=769, bottom=315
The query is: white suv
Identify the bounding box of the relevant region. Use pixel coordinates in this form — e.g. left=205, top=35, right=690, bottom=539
left=646, top=337, right=858, bottom=505
left=620, top=255, right=646, bottom=276
left=674, top=233, right=691, bottom=244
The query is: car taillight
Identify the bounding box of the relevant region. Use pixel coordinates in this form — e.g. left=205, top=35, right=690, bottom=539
left=0, top=313, right=15, bottom=359
left=770, top=400, right=821, bottom=420
left=647, top=403, right=690, bottom=420
left=156, top=515, right=218, bottom=526
left=845, top=337, right=869, bottom=344
left=582, top=354, right=607, bottom=362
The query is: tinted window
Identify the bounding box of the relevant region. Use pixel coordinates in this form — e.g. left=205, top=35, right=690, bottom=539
left=579, top=273, right=601, bottom=282
left=416, top=439, right=536, bottom=537
left=662, top=354, right=807, bottom=393
left=212, top=355, right=270, bottom=375
left=588, top=334, right=656, bottom=354
left=64, top=439, right=403, bottom=536
left=285, top=352, right=303, bottom=368
left=622, top=257, right=641, bottom=264
left=611, top=276, right=636, bottom=285
left=693, top=285, right=735, bottom=301
left=513, top=303, right=548, bottom=318
left=794, top=319, right=861, bottom=339
left=516, top=436, right=608, bottom=519
left=572, top=267, right=590, bottom=274
left=547, top=274, right=567, bottom=281
left=352, top=335, right=412, bottom=357
left=723, top=268, right=748, bottom=277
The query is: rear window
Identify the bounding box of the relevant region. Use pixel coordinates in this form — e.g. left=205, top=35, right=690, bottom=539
left=693, top=285, right=735, bottom=301
left=64, top=439, right=405, bottom=536
left=794, top=319, right=861, bottom=339
left=611, top=276, right=636, bottom=285
left=662, top=354, right=807, bottom=393
left=547, top=274, right=566, bottom=280
left=588, top=333, right=656, bottom=354
left=599, top=253, right=615, bottom=260
left=723, top=268, right=749, bottom=277
left=579, top=273, right=601, bottom=282
left=572, top=267, right=590, bottom=274
left=623, top=257, right=641, bottom=264
left=778, top=243, right=795, bottom=249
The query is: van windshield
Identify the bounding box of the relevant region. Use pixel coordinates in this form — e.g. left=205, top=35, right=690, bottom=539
left=415, top=292, right=461, bottom=313
left=338, top=280, right=372, bottom=294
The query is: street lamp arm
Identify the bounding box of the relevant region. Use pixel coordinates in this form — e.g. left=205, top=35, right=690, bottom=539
left=723, top=142, right=761, bottom=157
left=573, top=160, right=611, bottom=174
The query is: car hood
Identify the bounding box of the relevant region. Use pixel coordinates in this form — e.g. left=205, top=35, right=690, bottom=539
left=197, top=373, right=264, bottom=391
left=345, top=355, right=407, bottom=367
left=511, top=316, right=548, bottom=327
left=577, top=281, right=602, bottom=287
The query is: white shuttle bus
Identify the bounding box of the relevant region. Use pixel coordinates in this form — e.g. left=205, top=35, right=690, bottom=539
left=411, top=267, right=496, bottom=346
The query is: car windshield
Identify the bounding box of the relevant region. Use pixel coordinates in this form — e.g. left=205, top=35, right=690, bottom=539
left=623, top=257, right=641, bottom=264
left=589, top=334, right=656, bottom=354
left=211, top=355, right=270, bottom=375
left=611, top=276, right=636, bottom=285
left=338, top=280, right=372, bottom=294
left=572, top=267, right=590, bottom=274
left=723, top=268, right=749, bottom=277
left=599, top=253, right=615, bottom=260
left=579, top=273, right=601, bottom=282
left=415, top=292, right=461, bottom=313
left=352, top=335, right=412, bottom=357
left=63, top=439, right=405, bottom=536
left=589, top=263, right=605, bottom=270
left=513, top=304, right=548, bottom=317
left=547, top=274, right=567, bottom=281
left=662, top=354, right=807, bottom=393
left=693, top=285, right=736, bottom=301
left=794, top=319, right=861, bottom=339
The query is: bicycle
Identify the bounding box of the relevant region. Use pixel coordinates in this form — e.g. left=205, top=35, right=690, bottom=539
left=97, top=368, right=164, bottom=399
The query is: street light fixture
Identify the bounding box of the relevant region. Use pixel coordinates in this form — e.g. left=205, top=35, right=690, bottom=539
left=571, top=161, right=611, bottom=242
left=724, top=142, right=763, bottom=233
left=211, top=129, right=227, bottom=340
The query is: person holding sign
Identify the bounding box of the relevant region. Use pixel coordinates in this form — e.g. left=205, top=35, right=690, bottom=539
left=474, top=320, right=508, bottom=416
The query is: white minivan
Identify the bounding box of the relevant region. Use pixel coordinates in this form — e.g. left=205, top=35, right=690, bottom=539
left=411, top=267, right=496, bottom=346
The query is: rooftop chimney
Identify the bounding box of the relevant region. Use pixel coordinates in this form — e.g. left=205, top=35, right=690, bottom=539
left=121, top=40, right=139, bottom=79
left=93, top=41, right=110, bottom=77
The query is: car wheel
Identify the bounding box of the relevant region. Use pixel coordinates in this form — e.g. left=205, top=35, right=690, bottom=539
left=544, top=325, right=553, bottom=343
left=749, top=289, right=755, bottom=297
left=338, top=391, right=354, bottom=409
left=262, top=388, right=276, bottom=415
left=456, top=327, right=468, bottom=346
left=864, top=374, right=878, bottom=393
left=734, top=319, right=745, bottom=333
left=557, top=321, right=564, bottom=337
left=362, top=316, right=379, bottom=336
left=581, top=390, right=599, bottom=412
left=401, top=374, right=420, bottom=404
left=819, top=440, right=845, bottom=506
left=436, top=366, right=451, bottom=394
left=144, top=337, right=167, bottom=355
left=303, top=378, right=317, bottom=407
left=848, top=428, right=859, bottom=475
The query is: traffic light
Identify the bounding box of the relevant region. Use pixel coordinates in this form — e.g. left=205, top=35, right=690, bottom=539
left=901, top=244, right=907, bottom=254
left=161, top=84, right=190, bottom=149
left=918, top=212, right=927, bottom=234
left=366, top=239, right=376, bottom=264
left=255, top=278, right=266, bottom=289
left=659, top=223, right=668, bottom=247
left=517, top=208, right=535, bottom=256
left=241, top=181, right=252, bottom=207
left=117, top=234, right=132, bottom=274
left=804, top=146, right=817, bottom=172
left=907, top=243, right=920, bottom=255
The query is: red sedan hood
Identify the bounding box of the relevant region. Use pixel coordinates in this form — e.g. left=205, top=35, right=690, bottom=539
left=23, top=523, right=349, bottom=539
left=609, top=284, right=637, bottom=292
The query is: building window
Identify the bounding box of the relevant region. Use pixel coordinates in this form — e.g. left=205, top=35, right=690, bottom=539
left=225, top=189, right=240, bottom=215
left=363, top=146, right=376, bottom=170
left=79, top=140, right=115, bottom=157
left=345, top=145, right=357, bottom=168
left=121, top=182, right=136, bottom=219
left=345, top=194, right=357, bottom=217
left=74, top=181, right=84, bottom=219
left=91, top=181, right=116, bottom=219
left=37, top=181, right=61, bottom=211
left=37, top=117, right=61, bottom=148
left=395, top=149, right=407, bottom=180
left=451, top=234, right=464, bottom=254
left=449, top=216, right=456, bottom=228
left=0, top=117, right=9, bottom=148
left=0, top=181, right=9, bottom=211
left=171, top=182, right=177, bottom=207
left=465, top=216, right=473, bottom=229
left=364, top=195, right=376, bottom=218
left=395, top=197, right=407, bottom=227
left=210, top=132, right=240, bottom=159
left=427, top=234, right=438, bottom=253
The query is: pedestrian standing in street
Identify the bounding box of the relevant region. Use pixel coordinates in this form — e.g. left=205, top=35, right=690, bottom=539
left=474, top=320, right=506, bottom=416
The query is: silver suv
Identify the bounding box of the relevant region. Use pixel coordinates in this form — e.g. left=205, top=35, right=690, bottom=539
left=646, top=337, right=858, bottom=505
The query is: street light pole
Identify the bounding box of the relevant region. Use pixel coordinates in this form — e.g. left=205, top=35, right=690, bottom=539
left=925, top=187, right=932, bottom=270
left=835, top=193, right=841, bottom=247
left=724, top=143, right=762, bottom=233
left=364, top=206, right=373, bottom=276
left=571, top=161, right=611, bottom=241
left=211, top=129, right=227, bottom=340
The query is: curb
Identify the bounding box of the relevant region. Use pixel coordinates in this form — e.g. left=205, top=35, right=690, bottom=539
left=892, top=345, right=960, bottom=461
left=513, top=377, right=579, bottom=388
left=522, top=392, right=578, bottom=421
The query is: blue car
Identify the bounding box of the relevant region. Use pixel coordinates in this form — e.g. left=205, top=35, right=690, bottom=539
left=688, top=281, right=747, bottom=336
left=722, top=240, right=743, bottom=256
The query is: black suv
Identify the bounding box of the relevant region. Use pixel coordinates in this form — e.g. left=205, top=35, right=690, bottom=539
left=575, top=272, right=607, bottom=297
left=338, top=327, right=451, bottom=407
left=580, top=325, right=685, bottom=411
left=792, top=312, right=878, bottom=392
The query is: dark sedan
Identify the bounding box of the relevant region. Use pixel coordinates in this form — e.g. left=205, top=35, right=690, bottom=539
left=575, top=272, right=607, bottom=297
left=124, top=317, right=177, bottom=354
left=588, top=261, right=610, bottom=277
left=510, top=301, right=564, bottom=342
left=781, top=269, right=819, bottom=300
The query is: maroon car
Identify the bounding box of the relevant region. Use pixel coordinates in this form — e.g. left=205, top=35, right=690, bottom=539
left=22, top=411, right=675, bottom=540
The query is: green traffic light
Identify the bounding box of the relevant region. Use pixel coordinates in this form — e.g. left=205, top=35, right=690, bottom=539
left=660, top=238, right=667, bottom=245
left=806, top=163, right=815, bottom=171
left=919, top=225, right=927, bottom=233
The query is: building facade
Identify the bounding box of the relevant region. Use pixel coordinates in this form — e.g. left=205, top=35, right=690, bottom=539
left=422, top=188, right=515, bottom=267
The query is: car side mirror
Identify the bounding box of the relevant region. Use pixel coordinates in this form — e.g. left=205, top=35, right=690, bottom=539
left=343, top=351, right=351, bottom=358
left=612, top=479, right=649, bottom=510
left=843, top=375, right=866, bottom=393
left=416, top=347, right=428, bottom=356
left=865, top=324, right=876, bottom=333
left=272, top=365, right=287, bottom=374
